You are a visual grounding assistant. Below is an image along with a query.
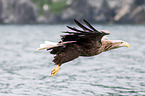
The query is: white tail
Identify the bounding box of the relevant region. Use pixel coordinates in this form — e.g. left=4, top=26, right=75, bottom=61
left=36, top=41, right=77, bottom=51
left=37, top=41, right=58, bottom=50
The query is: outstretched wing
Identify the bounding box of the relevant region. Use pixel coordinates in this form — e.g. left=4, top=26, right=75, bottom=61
left=61, top=19, right=110, bottom=48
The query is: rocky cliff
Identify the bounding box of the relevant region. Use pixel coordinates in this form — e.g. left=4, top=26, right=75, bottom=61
left=0, top=0, right=37, bottom=24
left=0, top=0, right=145, bottom=24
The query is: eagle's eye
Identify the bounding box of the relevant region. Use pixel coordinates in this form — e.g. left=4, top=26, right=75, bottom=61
left=121, top=42, right=124, bottom=44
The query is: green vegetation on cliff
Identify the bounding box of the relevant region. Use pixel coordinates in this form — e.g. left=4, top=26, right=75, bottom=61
left=32, top=0, right=67, bottom=15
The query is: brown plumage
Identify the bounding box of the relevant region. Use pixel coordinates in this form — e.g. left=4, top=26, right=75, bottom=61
left=38, top=19, right=130, bottom=76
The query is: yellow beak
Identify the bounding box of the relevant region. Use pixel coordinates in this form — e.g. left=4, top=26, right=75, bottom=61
left=123, top=42, right=130, bottom=48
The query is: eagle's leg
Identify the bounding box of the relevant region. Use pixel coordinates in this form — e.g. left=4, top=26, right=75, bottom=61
left=51, top=65, right=60, bottom=76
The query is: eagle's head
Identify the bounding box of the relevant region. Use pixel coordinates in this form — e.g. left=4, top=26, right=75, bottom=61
left=112, top=40, right=130, bottom=48
left=103, top=40, right=130, bottom=51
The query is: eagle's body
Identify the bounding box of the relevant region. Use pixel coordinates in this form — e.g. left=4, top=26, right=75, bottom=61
left=37, top=19, right=129, bottom=76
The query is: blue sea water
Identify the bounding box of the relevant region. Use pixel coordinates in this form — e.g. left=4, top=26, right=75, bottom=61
left=0, top=24, right=145, bottom=96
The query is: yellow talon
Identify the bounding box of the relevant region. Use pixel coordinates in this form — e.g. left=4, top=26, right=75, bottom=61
left=51, top=65, right=60, bottom=76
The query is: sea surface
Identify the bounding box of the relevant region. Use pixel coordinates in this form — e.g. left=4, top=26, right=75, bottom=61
left=0, top=24, right=145, bottom=96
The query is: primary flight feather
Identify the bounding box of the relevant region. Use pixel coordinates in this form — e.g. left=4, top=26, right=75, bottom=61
left=37, top=19, right=130, bottom=76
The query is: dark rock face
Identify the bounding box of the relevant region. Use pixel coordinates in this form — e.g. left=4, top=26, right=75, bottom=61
left=93, top=0, right=115, bottom=23
left=59, top=0, right=97, bottom=23
left=129, top=0, right=145, bottom=24
left=0, top=0, right=3, bottom=23
left=13, top=0, right=37, bottom=24
left=0, top=0, right=7, bottom=23
left=0, top=0, right=37, bottom=24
